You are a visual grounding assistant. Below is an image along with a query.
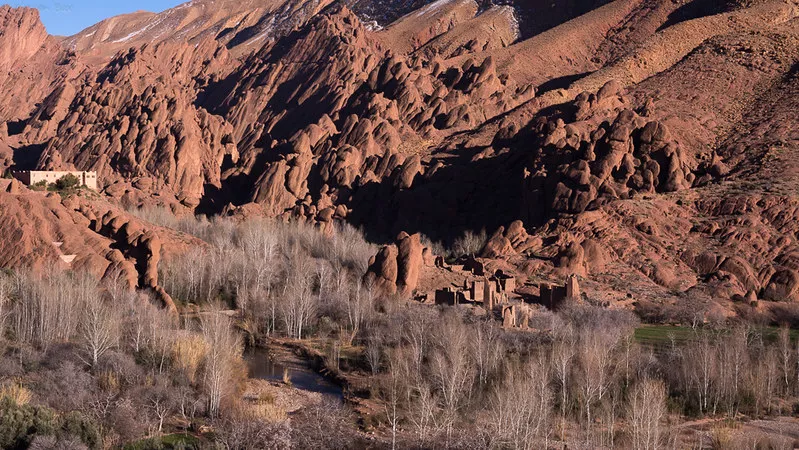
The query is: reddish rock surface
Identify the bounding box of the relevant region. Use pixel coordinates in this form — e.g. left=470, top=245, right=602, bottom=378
left=0, top=185, right=201, bottom=311
left=366, top=231, right=427, bottom=297
left=0, top=0, right=797, bottom=316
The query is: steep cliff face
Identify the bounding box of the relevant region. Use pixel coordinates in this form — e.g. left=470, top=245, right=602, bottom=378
left=0, top=6, right=79, bottom=124
left=0, top=6, right=50, bottom=66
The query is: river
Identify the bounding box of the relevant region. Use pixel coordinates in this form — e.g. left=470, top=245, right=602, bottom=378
left=244, top=348, right=344, bottom=400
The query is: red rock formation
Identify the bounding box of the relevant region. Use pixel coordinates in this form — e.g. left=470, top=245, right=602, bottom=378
left=0, top=0, right=797, bottom=317
left=0, top=6, right=79, bottom=122
left=0, top=186, right=200, bottom=311
left=366, top=231, right=425, bottom=296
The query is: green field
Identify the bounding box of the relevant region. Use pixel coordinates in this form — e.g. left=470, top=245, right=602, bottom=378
left=634, top=325, right=695, bottom=346
left=123, top=433, right=201, bottom=450
left=634, top=324, right=799, bottom=348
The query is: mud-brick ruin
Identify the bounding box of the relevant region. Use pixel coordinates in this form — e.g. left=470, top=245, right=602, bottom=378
left=431, top=255, right=582, bottom=329
left=365, top=232, right=583, bottom=330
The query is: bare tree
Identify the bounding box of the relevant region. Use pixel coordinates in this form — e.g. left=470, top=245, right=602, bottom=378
left=402, top=309, right=435, bottom=377
left=552, top=325, right=576, bottom=441
left=0, top=273, right=9, bottom=337
left=366, top=331, right=383, bottom=376
left=576, top=332, right=611, bottom=432
left=10, top=268, right=85, bottom=349
left=627, top=378, right=667, bottom=450
left=279, top=251, right=317, bottom=339
left=407, top=380, right=438, bottom=443
left=384, top=347, right=406, bottom=450
left=684, top=332, right=717, bottom=415
left=122, top=292, right=156, bottom=354
left=430, top=312, right=475, bottom=439
left=716, top=325, right=749, bottom=418
left=472, top=320, right=503, bottom=386
left=200, top=310, right=242, bottom=418
left=778, top=325, right=793, bottom=396
left=103, top=268, right=132, bottom=304
left=345, top=279, right=374, bottom=345
left=451, top=229, right=487, bottom=257
left=215, top=415, right=292, bottom=450
left=145, top=378, right=177, bottom=434
left=489, top=355, right=552, bottom=449
left=79, top=293, right=121, bottom=368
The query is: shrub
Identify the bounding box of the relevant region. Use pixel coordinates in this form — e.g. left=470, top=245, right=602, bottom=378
left=122, top=434, right=201, bottom=450
left=451, top=229, right=487, bottom=257
left=0, top=382, right=32, bottom=405
left=171, top=334, right=208, bottom=385
left=60, top=412, right=100, bottom=450
left=0, top=397, right=100, bottom=450
left=55, top=174, right=81, bottom=191
left=214, top=417, right=291, bottom=450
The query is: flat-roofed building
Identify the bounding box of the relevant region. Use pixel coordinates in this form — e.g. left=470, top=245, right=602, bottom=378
left=12, top=171, right=98, bottom=190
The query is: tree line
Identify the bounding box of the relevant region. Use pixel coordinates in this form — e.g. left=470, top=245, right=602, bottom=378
left=3, top=209, right=799, bottom=448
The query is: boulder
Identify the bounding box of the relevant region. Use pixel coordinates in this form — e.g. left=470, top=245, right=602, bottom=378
left=397, top=232, right=424, bottom=296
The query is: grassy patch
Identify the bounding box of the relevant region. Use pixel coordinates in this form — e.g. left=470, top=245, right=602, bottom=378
left=123, top=433, right=201, bottom=450
left=635, top=325, right=799, bottom=349
left=634, top=325, right=695, bottom=346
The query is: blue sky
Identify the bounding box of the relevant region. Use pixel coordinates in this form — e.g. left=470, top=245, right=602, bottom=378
left=7, top=0, right=183, bottom=36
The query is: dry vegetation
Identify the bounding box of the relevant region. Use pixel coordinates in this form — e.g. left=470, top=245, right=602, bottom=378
left=2, top=212, right=799, bottom=449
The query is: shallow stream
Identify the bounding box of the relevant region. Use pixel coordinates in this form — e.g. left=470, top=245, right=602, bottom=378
left=244, top=348, right=343, bottom=400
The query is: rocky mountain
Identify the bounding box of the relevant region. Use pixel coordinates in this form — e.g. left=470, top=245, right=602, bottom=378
left=0, top=0, right=798, bottom=316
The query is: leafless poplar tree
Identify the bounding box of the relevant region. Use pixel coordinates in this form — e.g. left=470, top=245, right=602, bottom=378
left=10, top=268, right=84, bottom=349
left=79, top=293, right=122, bottom=368
left=684, top=332, right=717, bottom=415
left=551, top=324, right=576, bottom=441
left=431, top=313, right=475, bottom=438
left=345, top=279, right=373, bottom=345
left=627, top=378, right=667, bottom=450
left=778, top=325, right=793, bottom=396
left=200, top=310, right=241, bottom=418
left=716, top=325, right=749, bottom=417
left=472, top=320, right=503, bottom=385
left=384, top=347, right=407, bottom=450
left=489, top=355, right=552, bottom=449
left=279, top=251, right=317, bottom=339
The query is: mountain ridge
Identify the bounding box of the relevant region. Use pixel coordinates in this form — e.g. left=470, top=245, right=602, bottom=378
left=0, top=0, right=798, bottom=314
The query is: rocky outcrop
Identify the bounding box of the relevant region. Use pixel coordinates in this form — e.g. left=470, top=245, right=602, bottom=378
left=197, top=5, right=531, bottom=224
left=0, top=6, right=49, bottom=68
left=0, top=6, right=79, bottom=122
left=482, top=221, right=539, bottom=258
left=521, top=82, right=698, bottom=223
left=0, top=186, right=198, bottom=312
left=36, top=40, right=238, bottom=207
left=396, top=232, right=424, bottom=295
left=366, top=231, right=425, bottom=297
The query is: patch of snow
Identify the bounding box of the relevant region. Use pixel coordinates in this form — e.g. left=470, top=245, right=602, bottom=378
left=363, top=20, right=383, bottom=31
left=501, top=6, right=520, bottom=42
left=110, top=27, right=146, bottom=43
left=110, top=15, right=167, bottom=43
left=416, top=0, right=455, bottom=18
left=246, top=17, right=276, bottom=45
